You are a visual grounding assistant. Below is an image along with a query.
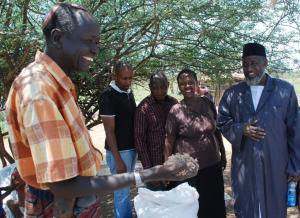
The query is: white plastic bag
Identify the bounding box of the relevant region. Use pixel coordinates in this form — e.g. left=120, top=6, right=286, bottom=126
left=0, top=163, right=18, bottom=218
left=134, top=182, right=199, bottom=218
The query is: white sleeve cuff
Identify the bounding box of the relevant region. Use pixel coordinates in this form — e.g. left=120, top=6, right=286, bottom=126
left=134, top=172, right=145, bottom=187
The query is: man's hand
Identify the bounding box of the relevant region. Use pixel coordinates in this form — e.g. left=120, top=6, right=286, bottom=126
left=101, top=116, right=127, bottom=174
left=162, top=153, right=199, bottom=181
left=288, top=175, right=300, bottom=182
left=140, top=154, right=198, bottom=184
left=243, top=119, right=266, bottom=141
left=116, top=159, right=127, bottom=174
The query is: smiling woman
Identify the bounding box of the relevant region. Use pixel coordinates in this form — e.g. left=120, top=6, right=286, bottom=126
left=164, top=68, right=227, bottom=218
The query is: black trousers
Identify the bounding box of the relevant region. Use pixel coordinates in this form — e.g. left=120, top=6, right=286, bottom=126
left=170, top=162, right=226, bottom=218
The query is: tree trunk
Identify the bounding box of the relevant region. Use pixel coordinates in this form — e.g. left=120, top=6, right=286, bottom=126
left=0, top=128, right=14, bottom=167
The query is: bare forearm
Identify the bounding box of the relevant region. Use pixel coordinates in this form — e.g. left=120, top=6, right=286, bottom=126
left=48, top=153, right=199, bottom=200
left=164, top=146, right=171, bottom=161
left=164, top=136, right=175, bottom=160
left=105, top=131, right=122, bottom=161
left=49, top=167, right=164, bottom=198
left=101, top=117, right=122, bottom=161
left=140, top=165, right=166, bottom=182
left=48, top=173, right=135, bottom=198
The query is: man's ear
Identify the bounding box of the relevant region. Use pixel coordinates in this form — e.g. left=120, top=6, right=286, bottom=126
left=50, top=28, right=64, bottom=49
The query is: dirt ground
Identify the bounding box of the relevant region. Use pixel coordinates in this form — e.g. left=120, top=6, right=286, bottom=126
left=89, top=124, right=300, bottom=218
left=1, top=124, right=300, bottom=217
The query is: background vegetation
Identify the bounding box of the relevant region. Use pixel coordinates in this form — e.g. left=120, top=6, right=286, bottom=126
left=1, top=0, right=300, bottom=130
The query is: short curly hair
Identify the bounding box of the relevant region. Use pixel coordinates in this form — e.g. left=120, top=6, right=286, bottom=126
left=42, top=3, right=88, bottom=40
left=177, top=69, right=197, bottom=82
left=113, top=61, right=133, bottom=75
left=149, top=71, right=168, bottom=87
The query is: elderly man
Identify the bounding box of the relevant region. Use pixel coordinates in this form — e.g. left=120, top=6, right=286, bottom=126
left=218, top=42, right=300, bottom=218
left=5, top=3, right=197, bottom=217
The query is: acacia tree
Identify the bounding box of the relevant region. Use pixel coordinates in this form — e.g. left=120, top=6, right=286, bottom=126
left=0, top=0, right=299, bottom=128
left=0, top=0, right=38, bottom=166
left=1, top=0, right=300, bottom=165
left=91, top=0, right=300, bottom=105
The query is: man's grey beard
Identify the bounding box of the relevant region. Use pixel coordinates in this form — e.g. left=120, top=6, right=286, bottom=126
left=245, top=70, right=266, bottom=86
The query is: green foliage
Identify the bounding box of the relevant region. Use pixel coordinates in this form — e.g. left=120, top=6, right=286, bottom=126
left=1, top=0, right=300, bottom=128
left=0, top=111, right=7, bottom=133
left=278, top=71, right=300, bottom=96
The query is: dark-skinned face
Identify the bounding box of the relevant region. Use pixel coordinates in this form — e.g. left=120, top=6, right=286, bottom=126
left=150, top=79, right=169, bottom=102
left=115, top=68, right=134, bottom=91
left=60, top=11, right=100, bottom=74
left=242, top=56, right=267, bottom=85
left=178, top=73, right=196, bottom=100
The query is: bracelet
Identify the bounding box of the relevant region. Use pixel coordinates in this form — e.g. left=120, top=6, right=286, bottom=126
left=134, top=172, right=144, bottom=187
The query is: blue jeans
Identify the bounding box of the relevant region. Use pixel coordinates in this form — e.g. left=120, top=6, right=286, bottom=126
left=106, top=149, right=137, bottom=218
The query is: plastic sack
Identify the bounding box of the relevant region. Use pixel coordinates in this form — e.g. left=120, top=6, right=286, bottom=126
left=0, top=163, right=16, bottom=188
left=134, top=182, right=199, bottom=218
left=0, top=163, right=18, bottom=218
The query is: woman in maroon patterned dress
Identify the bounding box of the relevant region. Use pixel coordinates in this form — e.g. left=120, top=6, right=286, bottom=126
left=165, top=69, right=226, bottom=218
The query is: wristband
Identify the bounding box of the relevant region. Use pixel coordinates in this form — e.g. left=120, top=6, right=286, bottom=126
left=134, top=172, right=144, bottom=187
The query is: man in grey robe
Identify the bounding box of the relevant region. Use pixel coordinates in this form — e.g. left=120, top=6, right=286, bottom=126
left=218, top=42, right=300, bottom=218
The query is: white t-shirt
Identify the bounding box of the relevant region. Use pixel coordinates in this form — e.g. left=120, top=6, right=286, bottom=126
left=250, top=85, right=264, bottom=110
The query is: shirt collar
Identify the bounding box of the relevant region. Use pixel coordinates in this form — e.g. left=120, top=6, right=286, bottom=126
left=149, top=95, right=170, bottom=102
left=35, top=51, right=77, bottom=98
left=110, top=80, right=131, bottom=94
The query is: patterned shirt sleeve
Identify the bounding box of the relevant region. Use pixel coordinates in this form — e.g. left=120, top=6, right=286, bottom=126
left=23, top=97, right=79, bottom=184
left=134, top=105, right=152, bottom=169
